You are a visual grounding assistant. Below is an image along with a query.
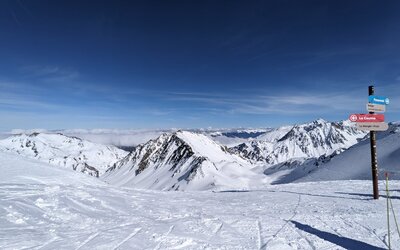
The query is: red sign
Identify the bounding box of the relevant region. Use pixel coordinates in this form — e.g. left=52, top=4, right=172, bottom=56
left=349, top=114, right=385, bottom=122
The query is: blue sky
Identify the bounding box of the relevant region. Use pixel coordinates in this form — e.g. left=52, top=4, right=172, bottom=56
left=0, top=0, right=400, bottom=131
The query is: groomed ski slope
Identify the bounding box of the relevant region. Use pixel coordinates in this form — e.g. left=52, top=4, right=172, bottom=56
left=0, top=150, right=397, bottom=249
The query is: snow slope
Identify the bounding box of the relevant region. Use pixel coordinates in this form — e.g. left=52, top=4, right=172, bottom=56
left=103, top=131, right=265, bottom=191
left=231, top=119, right=367, bottom=165
left=298, top=123, right=400, bottom=182
left=0, top=150, right=101, bottom=185
left=0, top=150, right=396, bottom=249
left=260, top=154, right=337, bottom=185
left=0, top=133, right=128, bottom=177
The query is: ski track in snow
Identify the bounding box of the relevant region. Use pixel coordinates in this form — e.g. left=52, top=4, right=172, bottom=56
left=263, top=193, right=302, bottom=248
left=0, top=150, right=398, bottom=249
left=111, top=227, right=142, bottom=250
left=154, top=225, right=175, bottom=250
left=256, top=220, right=263, bottom=250
left=1, top=180, right=397, bottom=249
left=75, top=232, right=100, bottom=250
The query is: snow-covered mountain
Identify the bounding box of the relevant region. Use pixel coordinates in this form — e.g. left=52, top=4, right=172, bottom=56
left=261, top=122, right=400, bottom=184
left=103, top=131, right=264, bottom=191
left=0, top=133, right=128, bottom=177
left=230, top=119, right=367, bottom=165
left=297, top=122, right=400, bottom=182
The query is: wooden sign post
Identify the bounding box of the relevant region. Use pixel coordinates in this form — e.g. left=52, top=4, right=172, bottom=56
left=369, top=86, right=379, bottom=200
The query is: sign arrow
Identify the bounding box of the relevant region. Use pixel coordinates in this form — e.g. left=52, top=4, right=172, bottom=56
left=369, top=95, right=389, bottom=105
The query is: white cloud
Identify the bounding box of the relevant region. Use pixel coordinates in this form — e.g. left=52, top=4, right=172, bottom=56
left=166, top=89, right=372, bottom=115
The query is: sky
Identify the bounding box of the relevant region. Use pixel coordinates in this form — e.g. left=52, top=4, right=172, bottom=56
left=0, top=0, right=400, bottom=131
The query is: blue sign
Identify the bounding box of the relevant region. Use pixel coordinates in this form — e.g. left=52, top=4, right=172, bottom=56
left=369, top=95, right=389, bottom=105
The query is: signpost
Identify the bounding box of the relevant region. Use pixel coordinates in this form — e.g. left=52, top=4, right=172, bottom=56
left=368, top=86, right=379, bottom=200
left=349, top=86, right=389, bottom=200
left=367, top=103, right=386, bottom=113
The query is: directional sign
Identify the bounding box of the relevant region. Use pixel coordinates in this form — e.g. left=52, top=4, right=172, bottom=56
left=356, top=122, right=389, bottom=131
left=349, top=114, right=384, bottom=122
left=369, top=95, right=389, bottom=105
left=367, top=103, right=386, bottom=113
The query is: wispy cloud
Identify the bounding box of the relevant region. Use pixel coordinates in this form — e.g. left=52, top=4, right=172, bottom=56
left=1, top=69, right=398, bottom=131
left=0, top=95, right=59, bottom=110
left=20, top=65, right=80, bottom=83
left=0, top=81, right=61, bottom=110
left=166, top=87, right=400, bottom=115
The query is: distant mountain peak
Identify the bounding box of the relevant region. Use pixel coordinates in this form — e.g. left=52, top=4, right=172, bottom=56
left=28, top=132, right=41, bottom=137
left=0, top=133, right=128, bottom=177
left=314, top=118, right=328, bottom=124
left=231, top=120, right=367, bottom=165
left=103, top=130, right=259, bottom=191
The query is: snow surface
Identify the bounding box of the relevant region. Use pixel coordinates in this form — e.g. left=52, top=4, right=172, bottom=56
left=0, top=150, right=397, bottom=249
left=255, top=125, right=293, bottom=142
left=176, top=131, right=248, bottom=164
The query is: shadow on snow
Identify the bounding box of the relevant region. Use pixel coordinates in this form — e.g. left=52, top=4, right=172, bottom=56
left=290, top=220, right=386, bottom=250
left=267, top=190, right=371, bottom=201
left=336, top=192, right=400, bottom=200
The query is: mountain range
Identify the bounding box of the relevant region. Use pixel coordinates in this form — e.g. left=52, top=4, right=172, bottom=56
left=230, top=119, right=367, bottom=165
left=1, top=119, right=398, bottom=191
